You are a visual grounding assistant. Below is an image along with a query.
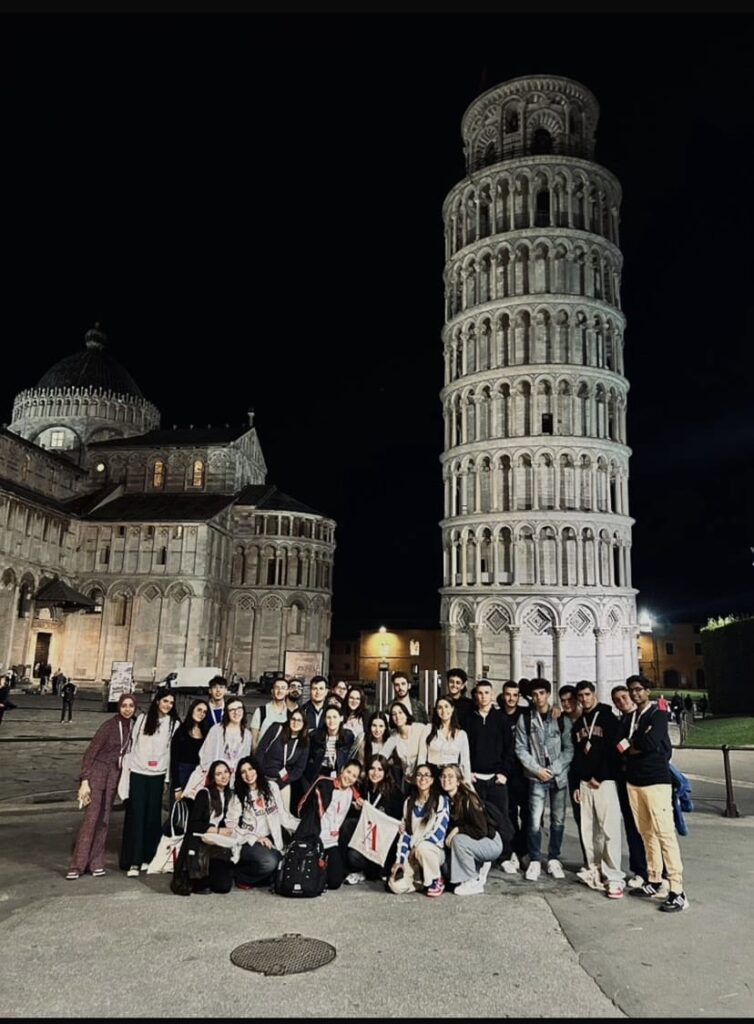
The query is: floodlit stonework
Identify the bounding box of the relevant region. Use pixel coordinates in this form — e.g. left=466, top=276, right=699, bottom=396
left=0, top=327, right=335, bottom=686
left=439, top=75, right=638, bottom=700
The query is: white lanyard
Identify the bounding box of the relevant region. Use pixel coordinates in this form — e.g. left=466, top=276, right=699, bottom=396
left=282, top=738, right=298, bottom=769
left=628, top=703, right=652, bottom=739
left=585, top=709, right=600, bottom=741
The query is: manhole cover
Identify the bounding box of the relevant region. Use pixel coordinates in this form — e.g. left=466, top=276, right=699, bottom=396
left=230, top=934, right=336, bottom=976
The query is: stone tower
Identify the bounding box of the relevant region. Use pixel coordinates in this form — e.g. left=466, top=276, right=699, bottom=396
left=439, top=75, right=638, bottom=701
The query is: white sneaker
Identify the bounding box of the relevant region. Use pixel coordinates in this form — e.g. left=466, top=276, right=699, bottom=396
left=140, top=863, right=150, bottom=872
left=547, top=859, right=565, bottom=879
left=653, top=880, right=670, bottom=899
left=525, top=861, right=541, bottom=881
left=127, top=866, right=139, bottom=878
left=479, top=861, right=492, bottom=885
left=501, top=852, right=519, bottom=875
left=344, top=872, right=365, bottom=886
left=626, top=874, right=645, bottom=889
left=454, top=878, right=485, bottom=896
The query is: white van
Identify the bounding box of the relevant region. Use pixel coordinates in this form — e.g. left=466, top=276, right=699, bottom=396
left=165, top=666, right=222, bottom=694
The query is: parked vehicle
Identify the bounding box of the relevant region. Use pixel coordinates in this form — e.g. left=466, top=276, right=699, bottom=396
left=257, top=670, right=285, bottom=694
left=163, top=666, right=223, bottom=694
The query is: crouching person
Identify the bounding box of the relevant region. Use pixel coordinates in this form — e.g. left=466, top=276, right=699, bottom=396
left=171, top=760, right=234, bottom=896
left=440, top=763, right=503, bottom=896
left=295, top=760, right=363, bottom=890
left=227, top=755, right=300, bottom=890
left=388, top=763, right=450, bottom=897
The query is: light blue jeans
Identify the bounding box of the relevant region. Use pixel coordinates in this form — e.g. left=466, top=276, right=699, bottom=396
left=449, top=832, right=503, bottom=883
left=527, top=779, right=567, bottom=863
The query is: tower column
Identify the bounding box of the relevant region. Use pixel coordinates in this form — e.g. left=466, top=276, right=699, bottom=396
left=508, top=625, right=522, bottom=681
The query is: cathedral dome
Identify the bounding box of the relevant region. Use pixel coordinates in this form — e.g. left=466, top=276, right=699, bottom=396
left=36, top=324, right=144, bottom=398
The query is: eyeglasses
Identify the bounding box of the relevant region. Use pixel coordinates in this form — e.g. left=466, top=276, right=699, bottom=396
left=415, top=772, right=433, bottom=779
left=627, top=686, right=646, bottom=694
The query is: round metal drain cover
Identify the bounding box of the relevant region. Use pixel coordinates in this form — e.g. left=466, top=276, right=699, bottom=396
left=230, top=934, right=336, bottom=976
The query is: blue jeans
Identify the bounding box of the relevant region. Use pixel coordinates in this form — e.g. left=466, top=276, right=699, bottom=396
left=527, top=778, right=567, bottom=863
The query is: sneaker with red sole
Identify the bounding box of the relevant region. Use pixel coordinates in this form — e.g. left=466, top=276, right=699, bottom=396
left=426, top=877, right=445, bottom=897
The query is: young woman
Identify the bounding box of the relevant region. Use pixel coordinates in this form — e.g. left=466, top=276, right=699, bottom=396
left=380, top=702, right=430, bottom=790
left=440, top=763, right=502, bottom=896
left=226, top=755, right=300, bottom=889
left=120, top=688, right=179, bottom=877
left=389, top=763, right=449, bottom=897
left=363, top=711, right=391, bottom=762
left=256, top=708, right=309, bottom=812
left=66, top=693, right=138, bottom=879
left=343, top=686, right=369, bottom=752
left=171, top=760, right=235, bottom=895
left=170, top=699, right=210, bottom=803
left=295, top=759, right=362, bottom=891
left=182, top=698, right=252, bottom=799
left=419, top=697, right=472, bottom=782
left=343, top=754, right=404, bottom=885
left=303, top=705, right=356, bottom=789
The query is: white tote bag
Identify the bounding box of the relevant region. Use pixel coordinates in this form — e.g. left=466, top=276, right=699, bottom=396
left=146, top=801, right=189, bottom=874
left=116, top=715, right=144, bottom=802
left=347, top=801, right=400, bottom=866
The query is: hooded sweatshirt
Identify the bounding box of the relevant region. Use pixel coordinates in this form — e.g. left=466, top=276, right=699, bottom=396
left=571, top=702, right=621, bottom=784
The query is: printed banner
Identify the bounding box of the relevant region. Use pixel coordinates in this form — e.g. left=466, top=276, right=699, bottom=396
left=347, top=801, right=400, bottom=866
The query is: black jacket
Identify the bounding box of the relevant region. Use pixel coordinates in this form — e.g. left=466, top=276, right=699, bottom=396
left=303, top=727, right=356, bottom=789
left=571, top=703, right=621, bottom=784
left=466, top=707, right=514, bottom=776
left=620, top=704, right=672, bottom=787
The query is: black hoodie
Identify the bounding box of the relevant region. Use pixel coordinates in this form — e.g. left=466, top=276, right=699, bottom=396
left=571, top=702, right=620, bottom=783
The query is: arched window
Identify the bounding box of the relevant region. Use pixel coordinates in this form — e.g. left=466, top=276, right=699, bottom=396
left=532, top=129, right=553, bottom=154
left=535, top=189, right=550, bottom=227
left=192, top=460, right=205, bottom=488
left=152, top=461, right=165, bottom=489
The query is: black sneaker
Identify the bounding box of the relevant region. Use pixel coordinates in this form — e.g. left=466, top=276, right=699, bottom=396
left=630, top=881, right=660, bottom=898
left=658, top=890, right=689, bottom=913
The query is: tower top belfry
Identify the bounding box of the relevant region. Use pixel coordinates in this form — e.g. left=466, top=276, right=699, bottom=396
left=461, top=75, right=600, bottom=172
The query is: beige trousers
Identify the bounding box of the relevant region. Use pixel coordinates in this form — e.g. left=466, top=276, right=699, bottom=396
left=627, top=782, right=684, bottom=891
left=579, top=779, right=624, bottom=884
left=388, top=841, right=445, bottom=893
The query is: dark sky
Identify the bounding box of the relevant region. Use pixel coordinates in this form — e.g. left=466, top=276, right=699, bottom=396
left=2, top=12, right=753, bottom=635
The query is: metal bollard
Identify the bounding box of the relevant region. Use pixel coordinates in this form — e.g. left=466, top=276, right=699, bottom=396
left=721, top=745, right=740, bottom=818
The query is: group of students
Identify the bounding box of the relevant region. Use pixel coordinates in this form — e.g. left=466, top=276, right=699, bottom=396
left=65, top=669, right=689, bottom=911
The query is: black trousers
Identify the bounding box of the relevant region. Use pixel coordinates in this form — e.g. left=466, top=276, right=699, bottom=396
left=506, top=773, right=530, bottom=860
left=474, top=777, right=512, bottom=857
left=61, top=699, right=74, bottom=722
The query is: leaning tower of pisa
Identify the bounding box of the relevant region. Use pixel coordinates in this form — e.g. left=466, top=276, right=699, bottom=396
left=439, top=75, right=638, bottom=701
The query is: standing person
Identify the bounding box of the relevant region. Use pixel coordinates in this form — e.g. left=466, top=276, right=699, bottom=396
left=295, top=759, right=363, bottom=891
left=558, top=683, right=588, bottom=871
left=343, top=686, right=369, bottom=755
left=41, top=661, right=52, bottom=694
left=51, top=667, right=64, bottom=697
left=286, top=679, right=303, bottom=710
left=497, top=680, right=528, bottom=874
left=301, top=675, right=329, bottom=735
left=170, top=699, right=210, bottom=803
left=329, top=680, right=349, bottom=708
left=389, top=764, right=450, bottom=897
left=206, top=676, right=228, bottom=727
left=250, top=676, right=290, bottom=751
left=171, top=760, right=235, bottom=896
left=120, top=688, right=179, bottom=877
left=465, top=679, right=514, bottom=833
left=66, top=693, right=138, bottom=879
left=343, top=754, right=404, bottom=885
left=304, top=705, right=356, bottom=789
left=227, top=755, right=300, bottom=890
left=387, top=671, right=429, bottom=724
left=183, top=698, right=253, bottom=799
left=610, top=684, right=655, bottom=891
left=440, top=763, right=503, bottom=896
left=515, top=678, right=573, bottom=882
left=419, top=696, right=472, bottom=782
left=572, top=681, right=625, bottom=898
left=445, top=668, right=475, bottom=728
left=256, top=707, right=309, bottom=812
left=381, top=702, right=430, bottom=792
left=0, top=674, right=17, bottom=728
left=622, top=676, right=688, bottom=912
left=60, top=677, right=77, bottom=724
left=363, top=711, right=391, bottom=761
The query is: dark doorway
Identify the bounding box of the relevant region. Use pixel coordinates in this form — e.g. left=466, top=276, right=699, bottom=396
left=33, top=632, right=52, bottom=674
left=663, top=668, right=680, bottom=689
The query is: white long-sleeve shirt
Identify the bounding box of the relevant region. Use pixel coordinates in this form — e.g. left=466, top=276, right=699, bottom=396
left=419, top=727, right=472, bottom=782
left=381, top=724, right=430, bottom=782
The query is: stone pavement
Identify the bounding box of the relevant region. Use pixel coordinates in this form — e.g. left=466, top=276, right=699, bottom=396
left=1, top=692, right=753, bottom=1018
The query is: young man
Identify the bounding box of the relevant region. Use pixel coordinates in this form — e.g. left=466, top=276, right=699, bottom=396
left=206, top=676, right=228, bottom=726
left=559, top=683, right=588, bottom=870
left=251, top=675, right=290, bottom=750
left=445, top=667, right=475, bottom=727
left=610, top=684, right=656, bottom=891
left=389, top=671, right=428, bottom=724
left=515, top=678, right=573, bottom=881
left=572, top=680, right=625, bottom=897
left=301, top=675, right=329, bottom=734
left=497, top=680, right=529, bottom=874
left=287, top=679, right=303, bottom=710
left=621, top=675, right=687, bottom=912
left=465, top=679, right=514, bottom=835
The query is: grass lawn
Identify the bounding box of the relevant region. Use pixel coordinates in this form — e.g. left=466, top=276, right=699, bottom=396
left=684, top=717, right=754, bottom=747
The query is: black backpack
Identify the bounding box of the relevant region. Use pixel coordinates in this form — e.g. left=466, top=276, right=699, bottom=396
left=274, top=836, right=328, bottom=898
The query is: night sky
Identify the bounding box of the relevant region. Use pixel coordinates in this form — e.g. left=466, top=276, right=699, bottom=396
left=2, top=13, right=753, bottom=636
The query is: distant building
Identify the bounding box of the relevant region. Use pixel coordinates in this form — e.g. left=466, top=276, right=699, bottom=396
left=330, top=627, right=445, bottom=685
left=439, top=75, right=639, bottom=700
left=638, top=619, right=706, bottom=691
left=0, top=325, right=335, bottom=686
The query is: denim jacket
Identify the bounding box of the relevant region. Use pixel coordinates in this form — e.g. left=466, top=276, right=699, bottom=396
left=515, top=708, right=574, bottom=789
